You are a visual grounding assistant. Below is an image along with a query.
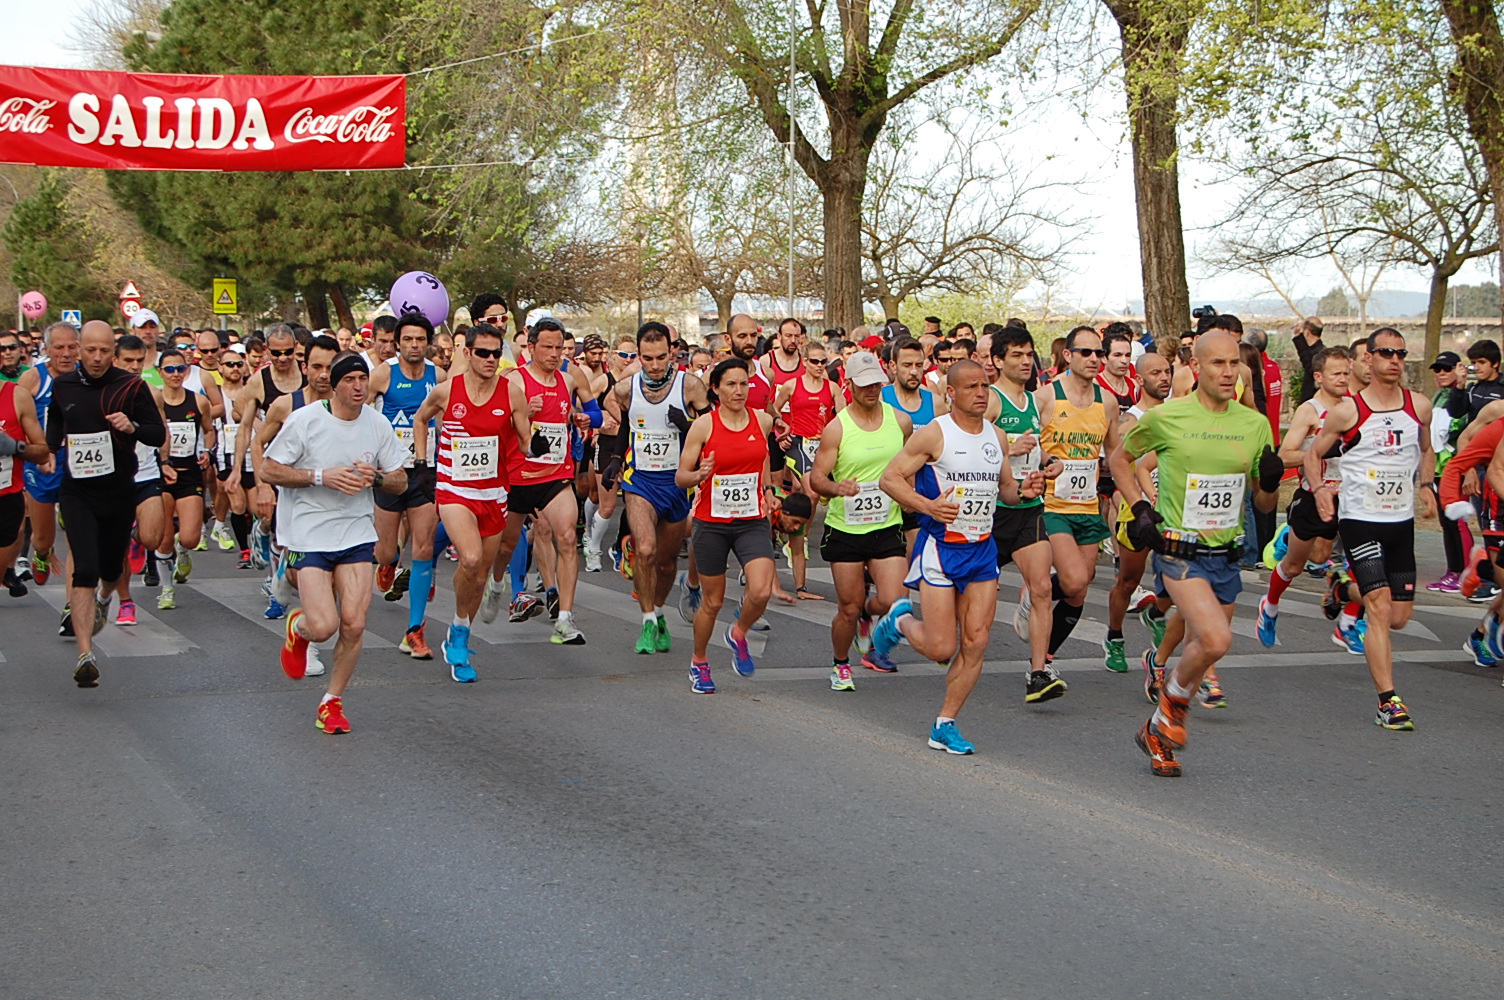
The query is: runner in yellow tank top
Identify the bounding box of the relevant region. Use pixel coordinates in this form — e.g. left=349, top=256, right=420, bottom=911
left=1028, top=327, right=1126, bottom=666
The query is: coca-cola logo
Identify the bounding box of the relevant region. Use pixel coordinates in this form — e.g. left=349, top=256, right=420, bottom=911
left=0, top=96, right=55, bottom=134
left=283, top=105, right=397, bottom=145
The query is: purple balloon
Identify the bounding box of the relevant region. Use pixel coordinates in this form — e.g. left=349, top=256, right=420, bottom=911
left=389, top=271, right=449, bottom=328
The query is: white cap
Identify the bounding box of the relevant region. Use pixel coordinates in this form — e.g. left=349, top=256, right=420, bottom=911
left=524, top=307, right=553, bottom=328
left=130, top=308, right=162, bottom=328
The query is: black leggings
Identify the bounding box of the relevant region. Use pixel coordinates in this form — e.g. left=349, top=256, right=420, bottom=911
left=1441, top=511, right=1465, bottom=573
left=59, top=488, right=135, bottom=589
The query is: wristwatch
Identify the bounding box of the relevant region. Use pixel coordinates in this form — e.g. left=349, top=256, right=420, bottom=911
left=373, top=472, right=385, bottom=489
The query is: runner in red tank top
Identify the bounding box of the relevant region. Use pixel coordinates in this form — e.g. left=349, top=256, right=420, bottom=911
left=761, top=317, right=807, bottom=414
left=772, top=342, right=843, bottom=500
left=677, top=358, right=777, bottom=693
left=0, top=378, right=50, bottom=597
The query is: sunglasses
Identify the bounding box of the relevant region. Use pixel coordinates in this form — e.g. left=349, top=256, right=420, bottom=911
left=1071, top=347, right=1106, bottom=358
left=470, top=347, right=503, bottom=360
left=616, top=351, right=638, bottom=359
left=268, top=347, right=296, bottom=357
left=220, top=360, right=245, bottom=368
left=1373, top=347, right=1408, bottom=359
left=160, top=364, right=188, bottom=374
left=0, top=342, right=20, bottom=350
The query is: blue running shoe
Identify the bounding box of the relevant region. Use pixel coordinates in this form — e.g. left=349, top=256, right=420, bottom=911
left=872, top=596, right=913, bottom=658
left=444, top=624, right=477, bottom=682
left=724, top=623, right=756, bottom=677
left=1484, top=614, right=1504, bottom=661
left=1332, top=619, right=1366, bottom=655
left=927, top=720, right=975, bottom=755
left=689, top=660, right=716, bottom=694
left=250, top=522, right=272, bottom=570
left=264, top=597, right=286, bottom=620
left=862, top=648, right=899, bottom=673
left=1255, top=596, right=1278, bottom=648
left=1465, top=632, right=1499, bottom=668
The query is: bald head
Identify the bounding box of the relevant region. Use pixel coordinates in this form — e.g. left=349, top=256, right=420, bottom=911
left=80, top=320, right=116, bottom=377
left=728, top=313, right=758, bottom=336
left=728, top=313, right=760, bottom=361
left=1193, top=329, right=1238, bottom=363
left=1191, top=330, right=1241, bottom=405
left=81, top=320, right=113, bottom=342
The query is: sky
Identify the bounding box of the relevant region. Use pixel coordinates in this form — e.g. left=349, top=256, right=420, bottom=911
left=1, top=3, right=1489, bottom=318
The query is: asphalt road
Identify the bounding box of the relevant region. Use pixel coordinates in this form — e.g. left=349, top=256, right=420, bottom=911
left=4, top=534, right=1502, bottom=999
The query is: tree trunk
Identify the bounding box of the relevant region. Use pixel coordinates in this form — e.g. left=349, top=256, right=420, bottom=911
left=1441, top=0, right=1504, bottom=330
left=303, top=283, right=330, bottom=329
left=822, top=119, right=869, bottom=331
left=328, top=282, right=355, bottom=332
left=1109, top=3, right=1191, bottom=349
left=879, top=293, right=901, bottom=322
left=1424, top=268, right=1450, bottom=367
left=711, top=289, right=735, bottom=332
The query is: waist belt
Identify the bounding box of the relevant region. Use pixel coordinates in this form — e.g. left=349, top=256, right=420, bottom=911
left=1159, top=533, right=1242, bottom=562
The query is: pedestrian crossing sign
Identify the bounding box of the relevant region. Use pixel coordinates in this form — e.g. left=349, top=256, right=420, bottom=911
left=213, top=278, right=238, bottom=315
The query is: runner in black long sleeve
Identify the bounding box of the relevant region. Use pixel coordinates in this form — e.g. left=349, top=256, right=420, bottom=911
left=45, top=321, right=166, bottom=687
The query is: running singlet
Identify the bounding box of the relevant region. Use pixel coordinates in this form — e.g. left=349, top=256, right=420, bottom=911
left=0, top=381, right=24, bottom=493
left=437, top=375, right=510, bottom=502
left=622, top=371, right=687, bottom=478
left=825, top=404, right=904, bottom=534
left=1041, top=381, right=1109, bottom=515
left=508, top=366, right=574, bottom=484
left=1096, top=372, right=1140, bottom=414
left=162, top=393, right=203, bottom=475
left=382, top=359, right=440, bottom=468
left=691, top=408, right=767, bottom=523
left=1122, top=393, right=1272, bottom=549
left=881, top=385, right=936, bottom=427
left=258, top=365, right=306, bottom=415
left=786, top=377, right=835, bottom=439
left=1338, top=389, right=1423, bottom=523
left=914, top=414, right=1003, bottom=544
left=763, top=353, right=805, bottom=413
left=745, top=367, right=772, bottom=412
left=1296, top=399, right=1342, bottom=492
left=990, top=384, right=1041, bottom=510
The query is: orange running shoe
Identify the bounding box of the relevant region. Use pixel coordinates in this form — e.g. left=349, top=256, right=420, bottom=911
left=401, top=623, right=434, bottom=660
left=376, top=562, right=398, bottom=594
left=1154, top=688, right=1191, bottom=748
left=1461, top=545, right=1487, bottom=599
left=1135, top=720, right=1182, bottom=777
left=280, top=610, right=309, bottom=679
left=316, top=697, right=351, bottom=734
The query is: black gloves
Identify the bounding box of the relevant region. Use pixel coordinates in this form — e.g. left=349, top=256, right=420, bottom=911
left=666, top=405, right=692, bottom=435
left=0, top=436, right=20, bottom=457
left=600, top=452, right=623, bottom=490
left=530, top=429, right=552, bottom=457
left=1257, top=444, right=1284, bottom=493
left=1129, top=499, right=1165, bottom=551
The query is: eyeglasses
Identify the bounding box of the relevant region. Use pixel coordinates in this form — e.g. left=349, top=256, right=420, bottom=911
left=0, top=342, right=19, bottom=351
left=220, top=360, right=244, bottom=368
left=470, top=347, right=503, bottom=360
left=616, top=351, right=637, bottom=359
left=1071, top=347, right=1106, bottom=358
left=268, top=347, right=296, bottom=357
left=161, top=364, right=188, bottom=374
left=1373, top=347, right=1408, bottom=359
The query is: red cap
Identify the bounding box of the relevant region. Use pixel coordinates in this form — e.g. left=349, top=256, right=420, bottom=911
left=360, top=322, right=374, bottom=334
left=860, top=334, right=883, bottom=349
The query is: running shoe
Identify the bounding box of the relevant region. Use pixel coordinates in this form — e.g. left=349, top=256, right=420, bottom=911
left=1461, top=545, right=1487, bottom=598
left=723, top=623, right=755, bottom=676
left=1427, top=571, right=1461, bottom=593
left=1306, top=559, right=1334, bottom=579
left=213, top=522, right=234, bottom=551
left=264, top=596, right=286, bottom=620
left=1198, top=673, right=1227, bottom=709
left=927, top=720, right=975, bottom=755
left=855, top=610, right=873, bottom=655
left=1141, top=648, right=1164, bottom=704
left=128, top=539, right=147, bottom=576
left=384, top=566, right=410, bottom=603
left=1333, top=619, right=1366, bottom=655
left=93, top=594, right=110, bottom=636
left=634, top=619, right=657, bottom=654
left=1130, top=586, right=1157, bottom=612
left=480, top=576, right=504, bottom=624
left=59, top=607, right=74, bottom=637
left=1155, top=689, right=1191, bottom=749
left=4, top=567, right=26, bottom=598
left=444, top=624, right=477, bottom=682
left=508, top=592, right=543, bottom=623
left=1464, top=631, right=1498, bottom=668
left=316, top=697, right=351, bottom=734
left=1140, top=606, right=1167, bottom=647
left=194, top=536, right=207, bottom=552
left=1103, top=636, right=1128, bottom=673
left=14, top=555, right=31, bottom=582
left=872, top=596, right=912, bottom=658
left=1322, top=569, right=1348, bottom=620
left=280, top=611, right=309, bottom=679
left=830, top=661, right=856, bottom=691
left=1375, top=694, right=1414, bottom=731
left=1262, top=521, right=1290, bottom=571
left=304, top=645, right=325, bottom=678
left=444, top=544, right=458, bottom=561
left=1255, top=595, right=1278, bottom=648
left=173, top=543, right=192, bottom=583
left=1484, top=614, right=1504, bottom=661
left=551, top=617, right=586, bottom=645
left=271, top=552, right=295, bottom=606
left=1135, top=719, right=1181, bottom=777
left=400, top=624, right=434, bottom=660
left=237, top=549, right=252, bottom=570
left=654, top=615, right=671, bottom=653
left=1469, top=581, right=1499, bottom=604
left=375, top=561, right=397, bottom=594
left=609, top=541, right=623, bottom=574
left=74, top=652, right=100, bottom=688
left=678, top=576, right=702, bottom=624
left=545, top=586, right=560, bottom=621
left=1012, top=585, right=1031, bottom=641
left=115, top=599, right=137, bottom=626
left=31, top=549, right=51, bottom=586
left=250, top=522, right=270, bottom=569
left=730, top=602, right=771, bottom=632
left=157, top=583, right=176, bottom=610
left=861, top=648, right=899, bottom=673
left=620, top=537, right=636, bottom=580
left=142, top=555, right=160, bottom=588
left=1025, top=666, right=1067, bottom=703
left=582, top=544, right=602, bottom=573
left=689, top=660, right=716, bottom=694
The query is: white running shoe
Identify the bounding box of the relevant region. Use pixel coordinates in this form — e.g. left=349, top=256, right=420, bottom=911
left=305, top=644, right=325, bottom=677
left=1013, top=585, right=1031, bottom=642
left=1130, top=585, right=1156, bottom=612
left=583, top=545, right=602, bottom=573
left=479, top=575, right=504, bottom=624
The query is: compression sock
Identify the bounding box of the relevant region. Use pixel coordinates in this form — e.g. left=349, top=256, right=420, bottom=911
left=409, top=558, right=434, bottom=631
left=1339, top=603, right=1362, bottom=630
left=229, top=511, right=251, bottom=552
left=588, top=513, right=612, bottom=556
left=1048, top=600, right=1083, bottom=655
left=509, top=527, right=530, bottom=599
left=1267, top=562, right=1294, bottom=607
left=1051, top=574, right=1065, bottom=602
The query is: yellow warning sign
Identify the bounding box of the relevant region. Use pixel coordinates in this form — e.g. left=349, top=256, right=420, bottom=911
left=212, top=277, right=238, bottom=315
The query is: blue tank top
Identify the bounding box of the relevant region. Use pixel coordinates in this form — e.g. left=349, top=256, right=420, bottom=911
left=881, top=384, right=935, bottom=427
left=381, top=359, right=438, bottom=426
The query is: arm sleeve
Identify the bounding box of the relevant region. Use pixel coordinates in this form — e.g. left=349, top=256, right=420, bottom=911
left=131, top=381, right=167, bottom=447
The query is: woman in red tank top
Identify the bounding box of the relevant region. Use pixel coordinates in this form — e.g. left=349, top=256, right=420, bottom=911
left=676, top=359, right=777, bottom=693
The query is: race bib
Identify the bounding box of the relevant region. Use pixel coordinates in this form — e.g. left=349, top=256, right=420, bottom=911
left=531, top=421, right=568, bottom=465
left=0, top=454, right=11, bottom=481
left=220, top=421, right=238, bottom=460
left=633, top=429, right=680, bottom=472
left=1182, top=472, right=1245, bottom=532
left=1007, top=433, right=1041, bottom=479
left=1054, top=459, right=1098, bottom=504
left=168, top=420, right=196, bottom=459
left=1364, top=466, right=1410, bottom=513
left=394, top=426, right=417, bottom=468
left=950, top=483, right=998, bottom=542
left=68, top=431, right=114, bottom=479
left=710, top=473, right=759, bottom=519
left=450, top=435, right=498, bottom=482
left=845, top=480, right=891, bottom=526
left=801, top=436, right=820, bottom=464
left=1322, top=456, right=1343, bottom=491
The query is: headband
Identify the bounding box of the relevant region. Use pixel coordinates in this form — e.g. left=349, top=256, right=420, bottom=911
left=331, top=354, right=369, bottom=387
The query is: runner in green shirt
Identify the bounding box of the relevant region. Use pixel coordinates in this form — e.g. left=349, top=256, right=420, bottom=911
left=1109, top=330, right=1283, bottom=777
left=0, top=330, right=29, bottom=384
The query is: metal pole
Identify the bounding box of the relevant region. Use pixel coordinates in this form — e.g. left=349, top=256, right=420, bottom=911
left=786, top=0, right=796, bottom=320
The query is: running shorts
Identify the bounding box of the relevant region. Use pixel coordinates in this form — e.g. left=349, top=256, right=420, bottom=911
left=437, top=490, right=508, bottom=538
left=375, top=464, right=436, bottom=513
left=905, top=534, right=999, bottom=594
left=0, top=490, right=23, bottom=546
left=1043, top=511, right=1111, bottom=546
left=622, top=468, right=692, bottom=524
left=692, top=517, right=775, bottom=577
left=286, top=542, right=377, bottom=573
left=993, top=504, right=1048, bottom=568
left=24, top=462, right=64, bottom=504
left=820, top=523, right=905, bottom=564
left=508, top=478, right=572, bottom=519
left=1152, top=550, right=1243, bottom=606
left=1287, top=488, right=1340, bottom=542
left=1338, top=517, right=1416, bottom=602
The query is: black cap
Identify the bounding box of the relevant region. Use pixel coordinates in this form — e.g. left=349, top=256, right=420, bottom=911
left=1430, top=351, right=1463, bottom=371
left=885, top=320, right=911, bottom=340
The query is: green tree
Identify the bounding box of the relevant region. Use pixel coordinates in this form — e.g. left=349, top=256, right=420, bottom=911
left=1317, top=286, right=1352, bottom=317
left=3, top=172, right=117, bottom=323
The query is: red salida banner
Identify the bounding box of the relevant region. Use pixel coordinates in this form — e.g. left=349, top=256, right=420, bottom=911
left=0, top=65, right=405, bottom=171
